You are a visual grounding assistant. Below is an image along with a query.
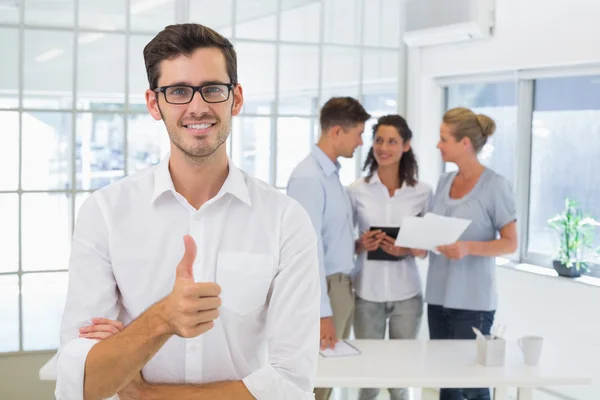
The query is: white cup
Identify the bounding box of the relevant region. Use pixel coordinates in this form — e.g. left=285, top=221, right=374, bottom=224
left=518, top=335, right=543, bottom=366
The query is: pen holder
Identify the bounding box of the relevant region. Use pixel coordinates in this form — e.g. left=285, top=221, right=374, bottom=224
left=476, top=336, right=506, bottom=367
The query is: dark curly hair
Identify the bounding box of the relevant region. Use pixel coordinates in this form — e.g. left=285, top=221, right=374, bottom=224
left=363, top=114, right=418, bottom=187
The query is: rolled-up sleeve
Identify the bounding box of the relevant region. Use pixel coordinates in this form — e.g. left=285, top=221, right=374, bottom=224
left=243, top=200, right=320, bottom=399
left=55, top=194, right=120, bottom=400
left=286, top=177, right=331, bottom=318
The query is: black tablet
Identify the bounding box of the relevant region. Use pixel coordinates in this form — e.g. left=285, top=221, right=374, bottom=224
left=366, top=226, right=401, bottom=261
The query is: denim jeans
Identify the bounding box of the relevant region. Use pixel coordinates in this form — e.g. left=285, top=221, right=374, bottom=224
left=427, top=304, right=495, bottom=400
left=353, top=294, right=423, bottom=400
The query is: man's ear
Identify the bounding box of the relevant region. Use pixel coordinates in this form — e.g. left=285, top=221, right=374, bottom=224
left=332, top=125, right=344, bottom=137
left=231, top=84, right=244, bottom=116
left=145, top=89, right=162, bottom=121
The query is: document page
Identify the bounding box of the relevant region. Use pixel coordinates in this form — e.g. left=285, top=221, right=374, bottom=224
left=319, top=340, right=361, bottom=358
left=394, top=213, right=471, bottom=253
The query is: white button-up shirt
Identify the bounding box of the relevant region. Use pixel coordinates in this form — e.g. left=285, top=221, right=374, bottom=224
left=348, top=172, right=432, bottom=303
left=55, top=155, right=320, bottom=400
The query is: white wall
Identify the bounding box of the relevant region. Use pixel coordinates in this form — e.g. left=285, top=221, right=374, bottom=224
left=408, top=1, right=600, bottom=398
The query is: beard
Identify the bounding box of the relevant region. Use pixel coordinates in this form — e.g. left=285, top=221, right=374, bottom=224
left=159, top=105, right=231, bottom=162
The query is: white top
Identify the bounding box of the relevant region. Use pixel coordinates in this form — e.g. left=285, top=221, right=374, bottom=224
left=348, top=172, right=432, bottom=302
left=316, top=340, right=591, bottom=389
left=55, top=155, right=320, bottom=400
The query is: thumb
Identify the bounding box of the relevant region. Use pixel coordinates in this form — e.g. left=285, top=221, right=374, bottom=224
left=176, top=235, right=197, bottom=280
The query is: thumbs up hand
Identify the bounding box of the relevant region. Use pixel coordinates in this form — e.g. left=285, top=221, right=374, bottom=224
left=158, top=235, right=222, bottom=338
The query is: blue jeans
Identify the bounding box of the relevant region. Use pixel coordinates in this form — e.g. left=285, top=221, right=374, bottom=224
left=427, top=304, right=495, bottom=400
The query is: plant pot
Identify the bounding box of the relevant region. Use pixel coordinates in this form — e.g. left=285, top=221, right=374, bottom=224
left=552, top=260, right=582, bottom=278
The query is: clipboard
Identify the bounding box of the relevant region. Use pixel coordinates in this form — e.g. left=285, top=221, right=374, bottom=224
left=319, top=340, right=361, bottom=357
left=366, top=226, right=401, bottom=261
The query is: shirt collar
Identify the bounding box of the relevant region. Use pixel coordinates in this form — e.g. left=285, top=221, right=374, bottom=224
left=367, top=169, right=382, bottom=186
left=311, top=145, right=340, bottom=177
left=150, top=154, right=252, bottom=206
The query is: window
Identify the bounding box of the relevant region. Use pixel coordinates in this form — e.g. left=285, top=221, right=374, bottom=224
left=445, top=82, right=518, bottom=188
left=528, top=75, right=600, bottom=277
left=0, top=0, right=402, bottom=353
left=443, top=75, right=600, bottom=278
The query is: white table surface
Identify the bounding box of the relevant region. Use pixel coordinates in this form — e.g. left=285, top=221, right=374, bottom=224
left=316, top=339, right=589, bottom=388
left=40, top=339, right=591, bottom=399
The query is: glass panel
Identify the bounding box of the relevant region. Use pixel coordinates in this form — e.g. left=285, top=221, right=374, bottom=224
left=276, top=117, right=313, bottom=187
left=528, top=75, right=600, bottom=276
left=22, top=193, right=72, bottom=272
left=279, top=44, right=319, bottom=115
left=363, top=49, right=398, bottom=97
left=76, top=113, right=125, bottom=190
left=321, top=46, right=361, bottom=106
left=323, top=0, right=361, bottom=45
left=23, top=30, right=74, bottom=109
left=25, top=0, right=74, bottom=27
left=362, top=92, right=398, bottom=118
left=361, top=118, right=377, bottom=173
left=339, top=155, right=358, bottom=187
left=446, top=82, right=518, bottom=187
left=0, top=195, right=18, bottom=273
left=0, top=29, right=18, bottom=109
left=237, top=42, right=276, bottom=115
left=129, top=34, right=154, bottom=107
left=189, top=0, right=233, bottom=38
left=21, top=112, right=72, bottom=190
left=0, top=0, right=19, bottom=23
left=127, top=114, right=170, bottom=174
left=130, top=0, right=176, bottom=32
left=0, top=111, right=18, bottom=190
left=22, top=272, right=69, bottom=351
left=235, top=0, right=277, bottom=40
left=232, top=117, right=271, bottom=184
left=77, top=33, right=125, bottom=111
left=0, top=275, right=19, bottom=353
left=280, top=0, right=320, bottom=43
left=79, top=0, right=126, bottom=30
left=363, top=0, right=401, bottom=48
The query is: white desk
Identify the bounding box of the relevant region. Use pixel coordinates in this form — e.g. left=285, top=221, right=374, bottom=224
left=40, top=340, right=590, bottom=400
left=317, top=340, right=590, bottom=400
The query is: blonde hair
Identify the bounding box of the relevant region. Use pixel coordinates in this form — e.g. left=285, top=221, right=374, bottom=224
left=443, top=107, right=496, bottom=153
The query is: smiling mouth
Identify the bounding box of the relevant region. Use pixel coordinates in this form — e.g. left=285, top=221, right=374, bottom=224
left=182, top=122, right=216, bottom=136
left=184, top=123, right=215, bottom=129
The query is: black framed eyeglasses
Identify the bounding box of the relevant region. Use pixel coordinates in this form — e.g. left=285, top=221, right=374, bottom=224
left=154, top=83, right=235, bottom=104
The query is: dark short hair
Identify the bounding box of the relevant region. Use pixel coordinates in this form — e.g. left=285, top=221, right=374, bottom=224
left=319, top=97, right=371, bottom=132
left=143, top=23, right=237, bottom=90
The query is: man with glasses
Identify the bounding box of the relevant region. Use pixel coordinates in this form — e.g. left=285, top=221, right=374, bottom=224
left=55, top=23, right=320, bottom=400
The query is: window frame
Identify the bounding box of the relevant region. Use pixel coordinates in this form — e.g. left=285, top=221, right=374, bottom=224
left=438, top=65, right=600, bottom=279
left=0, top=0, right=404, bottom=354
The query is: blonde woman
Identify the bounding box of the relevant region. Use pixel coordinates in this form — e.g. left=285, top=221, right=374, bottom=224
left=426, top=108, right=518, bottom=400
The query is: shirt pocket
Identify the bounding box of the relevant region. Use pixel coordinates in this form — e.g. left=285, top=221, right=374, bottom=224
left=216, top=251, right=274, bottom=316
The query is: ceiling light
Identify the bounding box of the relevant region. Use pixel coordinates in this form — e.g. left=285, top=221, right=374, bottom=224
left=35, top=48, right=65, bottom=63
left=131, top=0, right=172, bottom=15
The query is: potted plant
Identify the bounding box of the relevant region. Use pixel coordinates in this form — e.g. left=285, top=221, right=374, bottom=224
left=547, top=198, right=600, bottom=278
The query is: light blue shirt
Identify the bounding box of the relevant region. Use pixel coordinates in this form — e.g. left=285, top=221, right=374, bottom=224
left=425, top=168, right=516, bottom=311
left=287, top=145, right=355, bottom=317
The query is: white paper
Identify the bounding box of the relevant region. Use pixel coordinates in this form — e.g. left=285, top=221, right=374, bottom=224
left=319, top=340, right=361, bottom=357
left=394, top=213, right=471, bottom=253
